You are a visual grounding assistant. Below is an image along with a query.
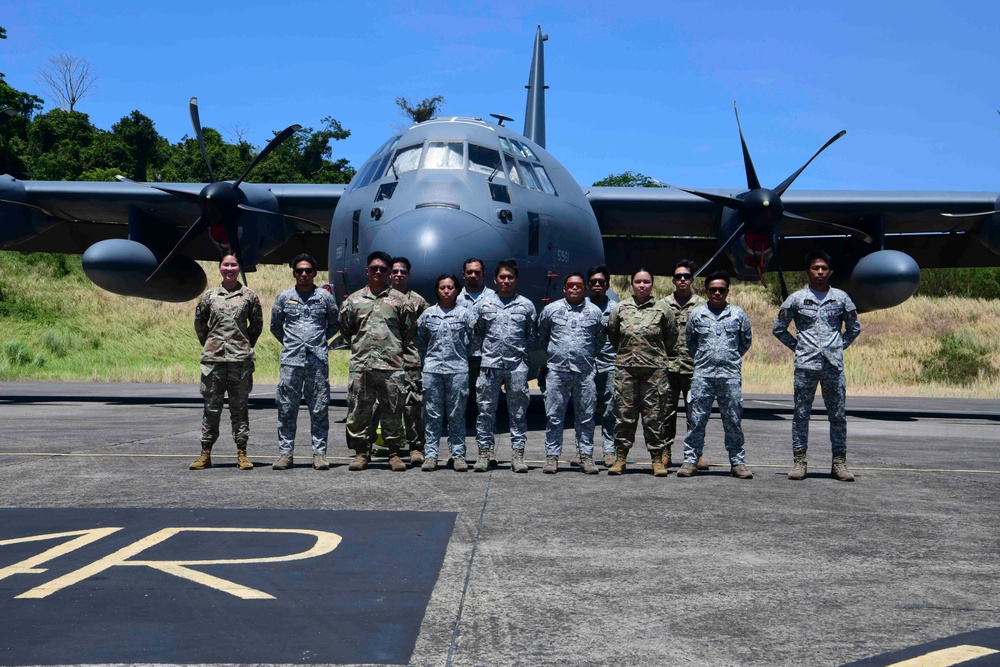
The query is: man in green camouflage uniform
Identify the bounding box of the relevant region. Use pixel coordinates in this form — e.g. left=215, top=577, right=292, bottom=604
left=663, top=259, right=707, bottom=470
left=390, top=257, right=429, bottom=463
left=191, top=253, right=263, bottom=471
left=340, top=251, right=414, bottom=472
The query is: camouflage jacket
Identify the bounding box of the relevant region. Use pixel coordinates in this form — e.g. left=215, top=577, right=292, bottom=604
left=472, top=291, right=537, bottom=372
left=402, top=290, right=430, bottom=369
left=270, top=287, right=339, bottom=367
left=195, top=283, right=263, bottom=363
left=538, top=298, right=605, bottom=374
left=339, top=285, right=414, bottom=372
left=457, top=286, right=495, bottom=358
left=664, top=292, right=707, bottom=375
left=686, top=303, right=752, bottom=379
left=416, top=305, right=476, bottom=374
left=586, top=294, right=619, bottom=373
left=607, top=296, right=678, bottom=369
left=772, top=287, right=861, bottom=371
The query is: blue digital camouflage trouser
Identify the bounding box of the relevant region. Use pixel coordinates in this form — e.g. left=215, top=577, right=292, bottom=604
left=200, top=360, right=254, bottom=446
left=664, top=371, right=693, bottom=453
left=594, top=369, right=616, bottom=454
left=613, top=366, right=668, bottom=453
left=347, top=369, right=406, bottom=454
left=476, top=367, right=530, bottom=452
left=544, top=370, right=597, bottom=457
left=793, top=363, right=847, bottom=453
left=276, top=358, right=330, bottom=456
left=684, top=376, right=746, bottom=465
left=422, top=371, right=469, bottom=460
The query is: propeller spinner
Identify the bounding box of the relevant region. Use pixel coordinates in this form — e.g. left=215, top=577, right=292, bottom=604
left=666, top=103, right=871, bottom=298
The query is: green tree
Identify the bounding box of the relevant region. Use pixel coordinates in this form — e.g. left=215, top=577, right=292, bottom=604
left=395, top=95, right=444, bottom=124
left=252, top=116, right=355, bottom=184
left=24, top=109, right=99, bottom=180
left=159, top=127, right=253, bottom=183
left=0, top=26, right=46, bottom=177
left=109, top=111, right=162, bottom=181
left=592, top=171, right=664, bottom=187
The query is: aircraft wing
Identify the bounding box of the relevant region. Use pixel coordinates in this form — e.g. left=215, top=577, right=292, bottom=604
left=1, top=179, right=343, bottom=267
left=587, top=186, right=1000, bottom=275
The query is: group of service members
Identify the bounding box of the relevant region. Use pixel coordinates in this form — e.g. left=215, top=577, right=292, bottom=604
left=190, top=248, right=861, bottom=481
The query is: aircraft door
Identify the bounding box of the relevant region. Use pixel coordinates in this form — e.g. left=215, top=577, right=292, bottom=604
left=527, top=211, right=565, bottom=306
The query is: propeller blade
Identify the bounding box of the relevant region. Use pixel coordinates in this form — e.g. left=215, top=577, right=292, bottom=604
left=237, top=203, right=328, bottom=231
left=773, top=130, right=846, bottom=197
left=783, top=211, right=873, bottom=243
left=941, top=210, right=1000, bottom=218
left=733, top=102, right=761, bottom=190
left=666, top=184, right=745, bottom=209
left=222, top=220, right=248, bottom=285
left=233, top=124, right=302, bottom=187
left=189, top=97, right=217, bottom=184
left=115, top=175, right=202, bottom=203
left=695, top=222, right=746, bottom=277
left=771, top=233, right=789, bottom=300
left=146, top=216, right=211, bottom=283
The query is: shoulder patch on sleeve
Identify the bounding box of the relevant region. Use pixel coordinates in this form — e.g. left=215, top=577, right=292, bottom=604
left=778, top=309, right=787, bottom=319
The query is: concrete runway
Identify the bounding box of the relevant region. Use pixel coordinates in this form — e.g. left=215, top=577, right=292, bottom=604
left=0, top=382, right=998, bottom=666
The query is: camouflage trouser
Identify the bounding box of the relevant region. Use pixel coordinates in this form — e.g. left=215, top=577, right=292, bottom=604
left=544, top=370, right=597, bottom=457
left=664, top=371, right=693, bottom=452
left=793, top=363, right=847, bottom=453
left=476, top=367, right=530, bottom=452
left=613, top=365, right=668, bottom=453
left=200, top=361, right=254, bottom=446
left=594, top=369, right=617, bottom=454
left=403, top=366, right=425, bottom=452
left=422, top=371, right=469, bottom=460
left=347, top=369, right=405, bottom=454
left=276, top=359, right=330, bottom=456
left=684, top=376, right=745, bottom=465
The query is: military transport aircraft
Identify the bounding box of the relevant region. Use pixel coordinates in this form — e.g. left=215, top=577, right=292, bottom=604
left=1, top=27, right=999, bottom=312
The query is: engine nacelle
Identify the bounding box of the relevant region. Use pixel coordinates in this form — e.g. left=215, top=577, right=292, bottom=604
left=847, top=249, right=920, bottom=312
left=82, top=239, right=206, bottom=302
left=0, top=175, right=41, bottom=248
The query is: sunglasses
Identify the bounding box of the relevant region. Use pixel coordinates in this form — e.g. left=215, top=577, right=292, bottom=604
left=708, top=287, right=728, bottom=294
left=589, top=278, right=607, bottom=286
left=390, top=269, right=409, bottom=275
left=673, top=273, right=692, bottom=281
left=293, top=267, right=315, bottom=275
left=367, top=265, right=388, bottom=273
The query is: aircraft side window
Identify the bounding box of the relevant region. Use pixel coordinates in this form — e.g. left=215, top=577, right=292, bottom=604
left=514, top=140, right=537, bottom=160
left=352, top=210, right=360, bottom=254
left=532, top=164, right=557, bottom=196
left=498, top=137, right=513, bottom=154
left=509, top=139, right=529, bottom=159
left=382, top=135, right=401, bottom=156
left=518, top=160, right=541, bottom=191
left=528, top=212, right=540, bottom=256
left=422, top=141, right=464, bottom=169
left=375, top=182, right=397, bottom=201
left=349, top=160, right=377, bottom=193
left=391, top=144, right=423, bottom=175
left=489, top=183, right=511, bottom=203
left=371, top=153, right=392, bottom=182
left=469, top=144, right=502, bottom=176
left=503, top=153, right=522, bottom=187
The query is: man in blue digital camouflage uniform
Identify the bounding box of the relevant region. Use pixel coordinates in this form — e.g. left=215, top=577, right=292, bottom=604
left=678, top=271, right=753, bottom=480
left=270, top=253, right=340, bottom=471
left=537, top=273, right=606, bottom=474
left=773, top=250, right=861, bottom=482
left=472, top=258, right=537, bottom=473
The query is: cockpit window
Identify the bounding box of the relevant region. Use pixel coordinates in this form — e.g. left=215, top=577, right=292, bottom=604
left=532, top=164, right=557, bottom=195
left=498, top=137, right=513, bottom=154
left=422, top=141, right=464, bottom=169
left=512, top=140, right=537, bottom=160
left=390, top=144, right=423, bottom=175
left=503, top=153, right=522, bottom=187
left=508, top=139, right=529, bottom=159
left=518, top=160, right=541, bottom=191
left=469, top=144, right=502, bottom=176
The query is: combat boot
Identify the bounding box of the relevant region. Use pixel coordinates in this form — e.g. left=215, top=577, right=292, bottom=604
left=272, top=454, right=293, bottom=470
left=473, top=448, right=491, bottom=472
left=189, top=445, right=212, bottom=470
left=409, top=449, right=425, bottom=466
left=421, top=457, right=438, bottom=471
left=697, top=456, right=710, bottom=471
left=650, top=450, right=669, bottom=477
left=831, top=452, right=855, bottom=482
left=607, top=448, right=628, bottom=476
left=603, top=452, right=616, bottom=467
left=313, top=455, right=330, bottom=471
left=730, top=464, right=753, bottom=479
left=388, top=446, right=407, bottom=472
left=677, top=461, right=698, bottom=477
left=235, top=443, right=253, bottom=470
left=788, top=448, right=807, bottom=481
left=452, top=456, right=468, bottom=472
left=661, top=446, right=672, bottom=469
left=579, top=454, right=599, bottom=474
left=511, top=449, right=529, bottom=473
left=542, top=455, right=559, bottom=474
left=348, top=450, right=369, bottom=471
left=570, top=453, right=581, bottom=467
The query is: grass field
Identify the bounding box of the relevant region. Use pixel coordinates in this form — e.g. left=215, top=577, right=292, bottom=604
left=2, top=252, right=999, bottom=397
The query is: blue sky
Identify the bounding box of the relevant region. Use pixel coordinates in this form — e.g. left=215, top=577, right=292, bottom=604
left=3, top=0, right=999, bottom=191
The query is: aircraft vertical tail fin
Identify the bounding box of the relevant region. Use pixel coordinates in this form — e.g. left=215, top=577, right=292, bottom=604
left=523, top=26, right=548, bottom=148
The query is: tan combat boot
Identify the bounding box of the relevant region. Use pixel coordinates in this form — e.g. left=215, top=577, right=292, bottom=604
left=452, top=456, right=469, bottom=472
left=542, top=455, right=559, bottom=474
left=676, top=461, right=698, bottom=477
left=236, top=443, right=253, bottom=470
left=409, top=449, right=425, bottom=466
left=607, top=448, right=628, bottom=476
left=579, top=454, right=599, bottom=474
left=730, top=464, right=753, bottom=479
left=348, top=449, right=369, bottom=471
left=189, top=445, right=212, bottom=470
left=473, top=447, right=491, bottom=472
left=511, top=449, right=529, bottom=473
left=697, top=455, right=709, bottom=471
left=831, top=452, right=855, bottom=482
left=788, top=448, right=807, bottom=480
left=650, top=450, right=669, bottom=477
left=421, top=457, right=438, bottom=471
left=603, top=451, right=616, bottom=467
left=388, top=446, right=407, bottom=472
left=661, top=446, right=672, bottom=469
left=272, top=454, right=294, bottom=470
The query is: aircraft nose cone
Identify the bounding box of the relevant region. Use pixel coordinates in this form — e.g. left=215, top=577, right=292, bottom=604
left=370, top=207, right=511, bottom=303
